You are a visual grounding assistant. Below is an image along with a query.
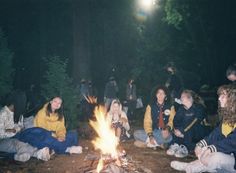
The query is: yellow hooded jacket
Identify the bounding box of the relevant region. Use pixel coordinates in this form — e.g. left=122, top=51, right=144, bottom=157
left=34, top=103, right=66, bottom=139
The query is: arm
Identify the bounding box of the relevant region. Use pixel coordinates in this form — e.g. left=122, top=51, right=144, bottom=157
left=34, top=109, right=48, bottom=129
left=0, top=111, right=16, bottom=138
left=144, top=105, right=153, bottom=137
left=55, top=117, right=66, bottom=140
left=184, top=105, right=205, bottom=132
left=167, top=106, right=176, bottom=130
left=120, top=111, right=130, bottom=131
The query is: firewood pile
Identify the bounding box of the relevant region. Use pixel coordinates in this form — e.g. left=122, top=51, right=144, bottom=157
left=80, top=152, right=153, bottom=173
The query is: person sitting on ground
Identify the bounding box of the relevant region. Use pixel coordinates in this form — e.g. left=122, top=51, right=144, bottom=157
left=170, top=84, right=236, bottom=173
left=0, top=94, right=50, bottom=162
left=166, top=90, right=209, bottom=158
left=133, top=86, right=175, bottom=149
left=106, top=99, right=130, bottom=142
left=226, top=63, right=236, bottom=84
left=15, top=96, right=82, bottom=154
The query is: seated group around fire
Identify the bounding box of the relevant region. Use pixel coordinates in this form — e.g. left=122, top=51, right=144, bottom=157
left=171, top=84, right=236, bottom=173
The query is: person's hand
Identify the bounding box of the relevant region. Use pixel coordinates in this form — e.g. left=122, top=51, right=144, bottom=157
left=194, top=145, right=203, bottom=158
left=149, top=136, right=157, bottom=145
left=161, top=129, right=170, bottom=139
left=120, top=117, right=128, bottom=124
left=57, top=136, right=65, bottom=142
left=5, top=129, right=16, bottom=133
left=174, top=129, right=184, bottom=138
left=199, top=148, right=211, bottom=166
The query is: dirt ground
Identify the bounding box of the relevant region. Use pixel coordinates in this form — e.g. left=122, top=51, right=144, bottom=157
left=0, top=137, right=196, bottom=173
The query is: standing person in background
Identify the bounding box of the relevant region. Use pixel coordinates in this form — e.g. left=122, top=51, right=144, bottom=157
left=170, top=84, right=236, bottom=173
left=104, top=76, right=119, bottom=109
left=226, top=63, right=236, bottom=84
left=126, top=79, right=137, bottom=120
left=0, top=94, right=50, bottom=162
left=165, top=62, right=183, bottom=108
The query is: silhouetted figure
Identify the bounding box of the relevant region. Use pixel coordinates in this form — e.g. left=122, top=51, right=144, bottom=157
left=104, top=76, right=119, bottom=109
left=226, top=63, right=236, bottom=84
left=165, top=62, right=183, bottom=108
left=126, top=79, right=137, bottom=120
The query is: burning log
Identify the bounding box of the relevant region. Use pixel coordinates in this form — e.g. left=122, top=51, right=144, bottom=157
left=87, top=106, right=153, bottom=173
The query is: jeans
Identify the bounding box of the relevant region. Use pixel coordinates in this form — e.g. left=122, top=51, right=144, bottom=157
left=133, top=129, right=172, bottom=145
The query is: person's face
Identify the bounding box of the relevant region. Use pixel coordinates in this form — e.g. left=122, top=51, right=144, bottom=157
left=167, top=67, right=174, bottom=74
left=156, top=89, right=166, bottom=104
left=113, top=103, right=120, bottom=112
left=50, top=97, right=62, bottom=111
left=181, top=93, right=192, bottom=107
left=227, top=74, right=236, bottom=82
left=218, top=91, right=228, bottom=108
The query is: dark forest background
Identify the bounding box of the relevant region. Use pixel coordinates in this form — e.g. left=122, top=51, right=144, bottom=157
left=0, top=0, right=235, bottom=127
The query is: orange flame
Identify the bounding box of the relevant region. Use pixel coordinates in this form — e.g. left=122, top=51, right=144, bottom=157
left=89, top=106, right=119, bottom=172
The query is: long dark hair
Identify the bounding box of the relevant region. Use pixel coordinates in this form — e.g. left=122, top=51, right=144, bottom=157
left=46, top=97, right=64, bottom=121
left=217, top=84, right=236, bottom=126
left=150, top=85, right=170, bottom=105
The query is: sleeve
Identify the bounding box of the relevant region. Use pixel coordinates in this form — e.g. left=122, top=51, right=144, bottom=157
left=167, top=106, right=176, bottom=130
left=208, top=130, right=236, bottom=154
left=184, top=106, right=205, bottom=133
left=55, top=117, right=66, bottom=139
left=144, top=105, right=153, bottom=136
left=34, top=109, right=48, bottom=129
left=0, top=112, right=15, bottom=138
left=196, top=126, right=222, bottom=148
left=173, top=107, right=184, bottom=133
left=120, top=111, right=130, bottom=131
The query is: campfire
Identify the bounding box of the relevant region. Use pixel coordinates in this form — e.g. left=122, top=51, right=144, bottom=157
left=82, top=105, right=152, bottom=173
left=89, top=106, right=123, bottom=172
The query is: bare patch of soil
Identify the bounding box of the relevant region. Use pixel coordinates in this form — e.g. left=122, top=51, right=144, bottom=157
left=0, top=139, right=195, bottom=173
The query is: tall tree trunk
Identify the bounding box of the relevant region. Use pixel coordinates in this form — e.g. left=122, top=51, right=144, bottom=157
left=72, top=0, right=91, bottom=84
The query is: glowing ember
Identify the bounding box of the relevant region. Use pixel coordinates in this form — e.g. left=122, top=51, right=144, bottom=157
left=89, top=106, right=119, bottom=172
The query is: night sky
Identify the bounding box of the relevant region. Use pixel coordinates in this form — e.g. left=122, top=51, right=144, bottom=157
left=0, top=0, right=236, bottom=99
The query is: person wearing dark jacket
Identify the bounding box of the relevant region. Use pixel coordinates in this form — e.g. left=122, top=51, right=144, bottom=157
left=167, top=90, right=208, bottom=158
left=134, top=86, right=175, bottom=148
left=171, top=84, right=236, bottom=173
left=104, top=77, right=119, bottom=109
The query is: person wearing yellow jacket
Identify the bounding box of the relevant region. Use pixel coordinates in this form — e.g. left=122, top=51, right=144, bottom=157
left=15, top=97, right=82, bottom=154
left=134, top=86, right=176, bottom=148
left=34, top=98, right=66, bottom=141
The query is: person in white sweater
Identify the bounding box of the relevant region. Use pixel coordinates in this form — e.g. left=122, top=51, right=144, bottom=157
left=0, top=94, right=50, bottom=162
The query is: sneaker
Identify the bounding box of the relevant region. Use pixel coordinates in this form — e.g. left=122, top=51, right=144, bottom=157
left=175, top=144, right=188, bottom=158
left=170, top=161, right=188, bottom=171
left=166, top=143, right=180, bottom=156
left=36, top=147, right=50, bottom=161
left=14, top=153, right=31, bottom=162
left=66, top=146, right=83, bottom=154
left=134, top=140, right=146, bottom=148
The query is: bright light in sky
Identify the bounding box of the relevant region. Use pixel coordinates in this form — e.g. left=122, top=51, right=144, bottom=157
left=138, top=0, right=155, bottom=10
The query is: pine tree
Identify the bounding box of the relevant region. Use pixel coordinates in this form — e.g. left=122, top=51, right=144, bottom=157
left=41, top=56, right=79, bottom=129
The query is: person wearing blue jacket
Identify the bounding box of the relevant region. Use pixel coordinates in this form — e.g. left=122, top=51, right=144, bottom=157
left=167, top=90, right=209, bottom=158
left=171, top=84, right=236, bottom=173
